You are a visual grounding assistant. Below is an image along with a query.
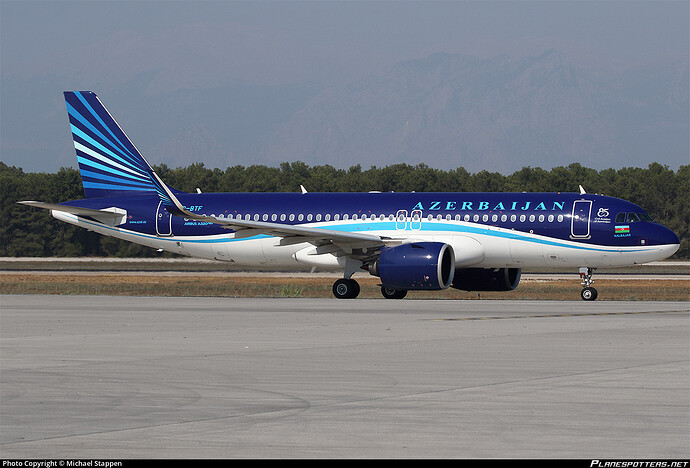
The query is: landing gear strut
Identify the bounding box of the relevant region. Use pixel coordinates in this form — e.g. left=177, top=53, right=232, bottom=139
left=333, top=278, right=360, bottom=299
left=579, top=267, right=598, bottom=301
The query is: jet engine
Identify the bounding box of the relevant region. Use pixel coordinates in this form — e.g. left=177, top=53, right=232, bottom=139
left=368, top=242, right=455, bottom=290
left=451, top=268, right=522, bottom=291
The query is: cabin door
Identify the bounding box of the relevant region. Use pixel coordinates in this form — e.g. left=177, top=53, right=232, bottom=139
left=570, top=200, right=592, bottom=239
left=156, top=201, right=173, bottom=236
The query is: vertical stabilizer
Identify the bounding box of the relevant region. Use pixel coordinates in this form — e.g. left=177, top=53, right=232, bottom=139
left=64, top=91, right=172, bottom=203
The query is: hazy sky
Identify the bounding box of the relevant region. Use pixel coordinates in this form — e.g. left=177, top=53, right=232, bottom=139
left=1, top=0, right=688, bottom=172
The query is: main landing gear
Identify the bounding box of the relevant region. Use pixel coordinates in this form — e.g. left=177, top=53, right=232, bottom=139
left=332, top=279, right=409, bottom=299
left=333, top=278, right=360, bottom=299
left=579, top=267, right=598, bottom=301
left=380, top=287, right=407, bottom=300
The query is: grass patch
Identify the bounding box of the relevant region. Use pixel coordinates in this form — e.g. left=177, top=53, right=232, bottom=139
left=0, top=274, right=688, bottom=301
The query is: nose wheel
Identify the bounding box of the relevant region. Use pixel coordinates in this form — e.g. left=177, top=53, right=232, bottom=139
left=579, top=267, right=598, bottom=301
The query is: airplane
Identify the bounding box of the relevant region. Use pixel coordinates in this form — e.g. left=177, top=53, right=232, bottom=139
left=19, top=91, right=680, bottom=301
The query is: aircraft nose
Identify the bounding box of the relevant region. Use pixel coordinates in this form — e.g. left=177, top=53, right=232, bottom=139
left=651, top=224, right=680, bottom=247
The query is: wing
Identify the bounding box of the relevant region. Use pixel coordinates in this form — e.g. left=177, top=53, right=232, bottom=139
left=151, top=173, right=398, bottom=260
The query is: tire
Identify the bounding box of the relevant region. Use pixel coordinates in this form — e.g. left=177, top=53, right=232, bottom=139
left=333, top=278, right=359, bottom=299
left=580, top=287, right=598, bottom=301
left=381, top=286, right=407, bottom=299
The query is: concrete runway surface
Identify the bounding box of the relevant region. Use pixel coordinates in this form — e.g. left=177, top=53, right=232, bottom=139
left=1, top=295, right=688, bottom=459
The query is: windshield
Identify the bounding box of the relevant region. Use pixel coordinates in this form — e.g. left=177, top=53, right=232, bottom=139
left=615, top=212, right=654, bottom=223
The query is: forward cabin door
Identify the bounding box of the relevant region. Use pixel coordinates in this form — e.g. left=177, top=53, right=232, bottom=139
left=571, top=200, right=592, bottom=239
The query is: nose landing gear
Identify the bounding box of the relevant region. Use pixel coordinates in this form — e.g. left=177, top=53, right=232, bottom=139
left=579, top=267, right=598, bottom=301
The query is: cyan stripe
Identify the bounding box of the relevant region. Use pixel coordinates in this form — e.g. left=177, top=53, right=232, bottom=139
left=75, top=91, right=139, bottom=162
left=72, top=125, right=147, bottom=178
left=76, top=155, right=152, bottom=187
left=82, top=180, right=151, bottom=192
left=75, top=142, right=150, bottom=182
left=80, top=169, right=155, bottom=189
left=67, top=102, right=140, bottom=168
left=59, top=211, right=653, bottom=254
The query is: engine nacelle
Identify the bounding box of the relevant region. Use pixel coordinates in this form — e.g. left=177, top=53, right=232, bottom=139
left=369, top=242, right=455, bottom=290
left=451, top=268, right=522, bottom=291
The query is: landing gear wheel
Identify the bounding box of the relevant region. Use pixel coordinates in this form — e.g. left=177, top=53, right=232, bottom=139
left=381, top=286, right=407, bottom=299
left=580, top=287, right=598, bottom=301
left=333, top=278, right=360, bottom=299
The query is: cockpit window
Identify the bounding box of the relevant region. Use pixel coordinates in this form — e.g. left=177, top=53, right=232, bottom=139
left=615, top=212, right=626, bottom=223
left=626, top=212, right=641, bottom=223
left=637, top=213, right=654, bottom=222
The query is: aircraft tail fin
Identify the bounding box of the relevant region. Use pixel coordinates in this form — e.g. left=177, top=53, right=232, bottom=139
left=63, top=91, right=175, bottom=204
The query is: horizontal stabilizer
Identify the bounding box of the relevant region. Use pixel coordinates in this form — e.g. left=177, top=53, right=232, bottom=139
left=19, top=201, right=127, bottom=226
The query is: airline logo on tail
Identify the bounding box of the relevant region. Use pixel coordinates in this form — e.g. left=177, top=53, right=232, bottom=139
left=64, top=91, right=172, bottom=205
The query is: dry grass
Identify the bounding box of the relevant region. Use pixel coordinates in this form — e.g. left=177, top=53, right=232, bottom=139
left=1, top=273, right=688, bottom=301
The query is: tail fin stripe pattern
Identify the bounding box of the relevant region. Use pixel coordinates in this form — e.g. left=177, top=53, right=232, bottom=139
left=78, top=169, right=155, bottom=189
left=76, top=156, right=146, bottom=188
left=66, top=102, right=143, bottom=171
left=72, top=133, right=149, bottom=181
left=64, top=91, right=164, bottom=198
left=73, top=91, right=139, bottom=163
left=73, top=127, right=148, bottom=179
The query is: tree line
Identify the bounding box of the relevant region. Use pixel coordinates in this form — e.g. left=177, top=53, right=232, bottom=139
left=1, top=161, right=688, bottom=259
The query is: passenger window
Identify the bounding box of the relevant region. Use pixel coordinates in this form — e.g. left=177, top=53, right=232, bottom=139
left=615, top=212, right=626, bottom=223
left=627, top=212, right=640, bottom=223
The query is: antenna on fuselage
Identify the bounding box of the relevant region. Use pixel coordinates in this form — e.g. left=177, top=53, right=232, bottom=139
left=579, top=185, right=586, bottom=195
left=300, top=185, right=308, bottom=194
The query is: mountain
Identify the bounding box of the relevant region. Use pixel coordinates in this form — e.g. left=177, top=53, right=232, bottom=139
left=260, top=50, right=688, bottom=173
left=1, top=49, right=687, bottom=174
